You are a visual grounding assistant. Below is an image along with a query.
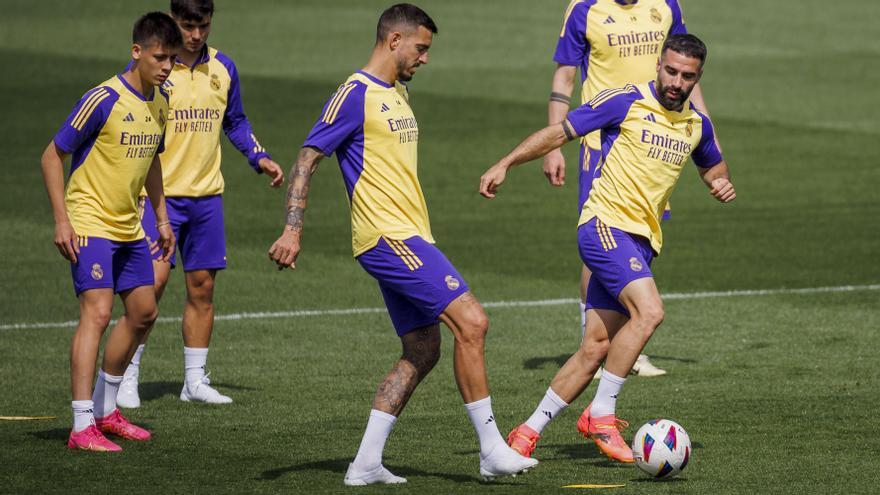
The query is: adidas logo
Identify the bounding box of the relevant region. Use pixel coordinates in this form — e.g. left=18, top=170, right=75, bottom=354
left=380, top=103, right=390, bottom=112
left=123, top=112, right=135, bottom=122
left=543, top=410, right=553, bottom=419
left=484, top=415, right=495, bottom=425
left=643, top=113, right=657, bottom=123
left=603, top=15, right=615, bottom=24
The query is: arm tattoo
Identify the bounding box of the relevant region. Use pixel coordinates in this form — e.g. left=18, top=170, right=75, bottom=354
left=550, top=92, right=571, bottom=105
left=561, top=120, right=576, bottom=141
left=284, top=147, right=323, bottom=232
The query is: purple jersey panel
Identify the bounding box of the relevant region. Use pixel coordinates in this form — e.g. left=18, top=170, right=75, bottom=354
left=554, top=0, right=596, bottom=79
left=303, top=80, right=368, bottom=198
left=357, top=236, right=469, bottom=336
left=691, top=109, right=723, bottom=168
left=666, top=0, right=688, bottom=35
left=70, top=237, right=154, bottom=296
left=578, top=217, right=654, bottom=316
left=578, top=144, right=603, bottom=212
left=53, top=86, right=120, bottom=175
left=566, top=87, right=642, bottom=137
left=215, top=50, right=270, bottom=171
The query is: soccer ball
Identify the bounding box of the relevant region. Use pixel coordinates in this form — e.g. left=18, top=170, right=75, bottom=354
left=631, top=419, right=691, bottom=479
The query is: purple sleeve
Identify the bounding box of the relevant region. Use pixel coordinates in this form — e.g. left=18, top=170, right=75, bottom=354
left=565, top=88, right=641, bottom=137
left=302, top=82, right=366, bottom=156
left=215, top=51, right=270, bottom=173
left=692, top=111, right=723, bottom=168
left=666, top=0, right=687, bottom=35
left=53, top=86, right=119, bottom=154
left=553, top=1, right=593, bottom=66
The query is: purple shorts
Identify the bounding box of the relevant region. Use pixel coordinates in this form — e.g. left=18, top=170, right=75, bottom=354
left=580, top=145, right=670, bottom=220
left=141, top=195, right=226, bottom=271
left=70, top=236, right=154, bottom=296
left=357, top=236, right=470, bottom=336
left=578, top=217, right=655, bottom=316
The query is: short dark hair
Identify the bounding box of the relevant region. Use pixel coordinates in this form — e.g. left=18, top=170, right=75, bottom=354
left=376, top=3, right=437, bottom=43
left=662, top=34, right=707, bottom=66
left=170, top=0, right=215, bottom=21
left=133, top=12, right=183, bottom=48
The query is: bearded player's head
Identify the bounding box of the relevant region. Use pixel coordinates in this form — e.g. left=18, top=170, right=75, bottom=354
left=375, top=3, right=437, bottom=82
left=655, top=34, right=707, bottom=111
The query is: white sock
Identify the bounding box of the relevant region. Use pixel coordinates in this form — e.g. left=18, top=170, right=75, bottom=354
left=124, top=344, right=145, bottom=378
left=524, top=387, right=569, bottom=434
left=92, top=370, right=123, bottom=419
left=590, top=369, right=627, bottom=417
left=351, top=409, right=397, bottom=470
left=184, top=346, right=208, bottom=385
left=464, top=396, right=505, bottom=458
left=580, top=302, right=587, bottom=337
left=72, top=400, right=95, bottom=432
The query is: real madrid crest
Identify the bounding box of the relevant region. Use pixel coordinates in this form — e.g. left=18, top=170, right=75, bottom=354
left=685, top=119, right=693, bottom=137
left=210, top=73, right=221, bottom=91
left=91, top=263, right=104, bottom=280
left=650, top=8, right=662, bottom=23
left=629, top=257, right=643, bottom=272
left=445, top=275, right=460, bottom=291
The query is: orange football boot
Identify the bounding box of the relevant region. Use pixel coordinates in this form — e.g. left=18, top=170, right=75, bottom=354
left=576, top=404, right=634, bottom=463
left=506, top=423, right=541, bottom=457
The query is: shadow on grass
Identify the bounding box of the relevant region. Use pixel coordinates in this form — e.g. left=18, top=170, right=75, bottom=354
left=258, top=458, right=507, bottom=485
left=27, top=428, right=69, bottom=443
left=139, top=381, right=258, bottom=402
left=523, top=353, right=697, bottom=371
left=629, top=476, right=689, bottom=483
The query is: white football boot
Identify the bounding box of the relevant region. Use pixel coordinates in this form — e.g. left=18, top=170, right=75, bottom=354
left=479, top=443, right=539, bottom=480
left=631, top=354, right=667, bottom=377
left=116, top=368, right=141, bottom=409
left=180, top=372, right=233, bottom=404
left=343, top=464, right=407, bottom=486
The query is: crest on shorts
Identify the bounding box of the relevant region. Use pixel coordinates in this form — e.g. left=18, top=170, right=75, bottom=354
left=685, top=119, right=693, bottom=137
left=445, top=275, right=460, bottom=291
left=91, top=263, right=104, bottom=280
left=210, top=73, right=221, bottom=91
left=650, top=8, right=662, bottom=23
left=629, top=257, right=643, bottom=272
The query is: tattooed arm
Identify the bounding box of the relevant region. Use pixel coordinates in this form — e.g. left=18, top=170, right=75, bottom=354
left=268, top=146, right=326, bottom=270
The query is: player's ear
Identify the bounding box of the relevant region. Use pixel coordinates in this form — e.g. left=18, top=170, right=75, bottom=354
left=389, top=31, right=403, bottom=51
left=131, top=43, right=142, bottom=62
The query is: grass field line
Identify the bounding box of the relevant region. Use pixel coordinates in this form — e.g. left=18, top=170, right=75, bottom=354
left=2, top=283, right=878, bottom=332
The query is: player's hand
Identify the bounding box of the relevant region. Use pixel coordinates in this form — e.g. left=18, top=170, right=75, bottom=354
left=268, top=229, right=301, bottom=270
left=709, top=178, right=736, bottom=203
left=156, top=223, right=176, bottom=262
left=258, top=157, right=285, bottom=188
left=147, top=236, right=159, bottom=256
left=479, top=163, right=509, bottom=199
left=54, top=220, right=79, bottom=263
left=542, top=148, right=566, bottom=187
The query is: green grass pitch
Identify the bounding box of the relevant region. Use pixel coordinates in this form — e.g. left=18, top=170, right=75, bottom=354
left=1, top=1, right=879, bottom=493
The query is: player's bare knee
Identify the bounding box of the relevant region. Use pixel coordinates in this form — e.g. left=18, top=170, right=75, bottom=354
left=634, top=304, right=664, bottom=337
left=81, top=304, right=112, bottom=329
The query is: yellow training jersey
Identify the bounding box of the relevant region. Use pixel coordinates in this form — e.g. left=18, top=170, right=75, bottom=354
left=555, top=0, right=687, bottom=150
left=303, top=71, right=434, bottom=257
left=566, top=82, right=722, bottom=253
left=158, top=46, right=269, bottom=197
left=54, top=75, right=169, bottom=242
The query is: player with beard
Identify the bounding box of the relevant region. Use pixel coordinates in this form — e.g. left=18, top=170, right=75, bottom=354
left=268, top=3, right=538, bottom=485
left=480, top=34, right=735, bottom=463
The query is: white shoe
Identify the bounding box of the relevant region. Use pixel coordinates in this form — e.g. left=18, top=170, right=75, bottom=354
left=343, top=463, right=407, bottom=486
left=479, top=443, right=539, bottom=480
left=116, top=369, right=141, bottom=409
left=631, top=354, right=667, bottom=377
left=180, top=372, right=233, bottom=404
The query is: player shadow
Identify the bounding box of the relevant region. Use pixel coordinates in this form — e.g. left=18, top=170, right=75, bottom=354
left=542, top=442, right=621, bottom=467
left=139, top=381, right=258, bottom=402
left=630, top=476, right=689, bottom=483
left=26, top=428, right=70, bottom=443
left=523, top=353, right=697, bottom=370
left=258, top=458, right=505, bottom=485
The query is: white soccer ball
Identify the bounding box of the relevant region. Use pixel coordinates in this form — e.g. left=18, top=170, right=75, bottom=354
left=631, top=419, right=692, bottom=479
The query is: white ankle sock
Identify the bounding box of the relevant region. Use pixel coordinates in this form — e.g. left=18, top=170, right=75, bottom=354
left=464, top=396, right=505, bottom=458
left=124, top=344, right=145, bottom=378
left=72, top=400, right=95, bottom=432
left=524, top=387, right=569, bottom=434
left=580, top=302, right=587, bottom=337
left=590, top=369, right=627, bottom=417
left=351, top=409, right=397, bottom=470
left=92, top=370, right=123, bottom=419
left=184, top=347, right=208, bottom=385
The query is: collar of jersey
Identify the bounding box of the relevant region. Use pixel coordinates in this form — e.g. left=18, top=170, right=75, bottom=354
left=614, top=0, right=639, bottom=5
left=175, top=46, right=211, bottom=68
left=116, top=74, right=154, bottom=102
left=357, top=70, right=393, bottom=88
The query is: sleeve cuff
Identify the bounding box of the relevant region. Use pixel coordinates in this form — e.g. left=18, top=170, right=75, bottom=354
left=249, top=152, right=271, bottom=173
left=53, top=136, right=75, bottom=154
